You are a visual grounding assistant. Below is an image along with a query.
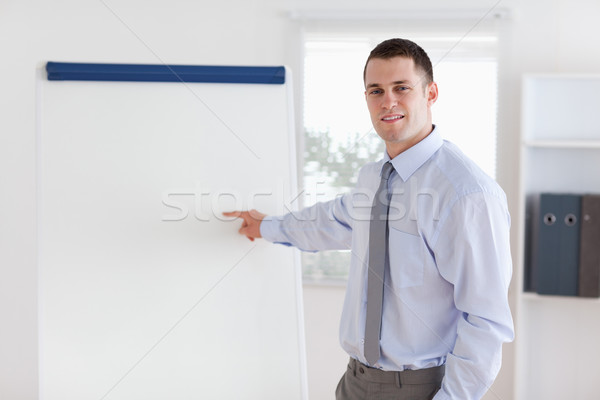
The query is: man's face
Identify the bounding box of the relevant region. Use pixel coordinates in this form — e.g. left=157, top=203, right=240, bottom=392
left=364, top=56, right=438, bottom=158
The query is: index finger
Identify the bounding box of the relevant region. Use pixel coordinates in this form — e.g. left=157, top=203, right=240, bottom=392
left=222, top=210, right=243, bottom=219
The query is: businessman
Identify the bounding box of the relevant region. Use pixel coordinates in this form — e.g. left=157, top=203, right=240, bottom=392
left=224, top=38, right=514, bottom=400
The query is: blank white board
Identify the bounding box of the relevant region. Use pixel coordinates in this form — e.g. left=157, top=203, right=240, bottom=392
left=37, top=63, right=307, bottom=400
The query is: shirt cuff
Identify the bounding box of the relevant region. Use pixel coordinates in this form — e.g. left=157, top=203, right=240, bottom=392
left=259, top=216, right=294, bottom=247
left=259, top=216, right=280, bottom=242
left=432, top=390, right=451, bottom=400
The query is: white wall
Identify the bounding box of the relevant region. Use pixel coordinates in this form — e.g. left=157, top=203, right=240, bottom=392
left=3, top=0, right=600, bottom=399
left=302, top=286, right=348, bottom=399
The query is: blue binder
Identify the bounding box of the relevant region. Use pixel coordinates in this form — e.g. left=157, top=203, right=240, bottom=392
left=536, top=193, right=581, bottom=296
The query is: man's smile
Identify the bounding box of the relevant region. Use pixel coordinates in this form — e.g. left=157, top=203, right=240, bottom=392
left=381, top=113, right=405, bottom=122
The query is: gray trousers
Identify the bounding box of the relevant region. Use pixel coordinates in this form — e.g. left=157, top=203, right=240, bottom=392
left=335, top=358, right=445, bottom=400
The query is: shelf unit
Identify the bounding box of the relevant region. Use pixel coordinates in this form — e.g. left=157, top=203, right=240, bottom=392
left=515, top=75, right=600, bottom=400
left=523, top=139, right=600, bottom=149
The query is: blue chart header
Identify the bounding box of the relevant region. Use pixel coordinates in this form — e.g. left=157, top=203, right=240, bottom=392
left=46, top=62, right=286, bottom=84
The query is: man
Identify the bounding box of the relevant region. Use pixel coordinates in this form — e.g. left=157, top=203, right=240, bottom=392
left=224, top=38, right=514, bottom=400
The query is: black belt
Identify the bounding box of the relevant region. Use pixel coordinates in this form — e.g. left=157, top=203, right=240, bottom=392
left=348, top=358, right=445, bottom=386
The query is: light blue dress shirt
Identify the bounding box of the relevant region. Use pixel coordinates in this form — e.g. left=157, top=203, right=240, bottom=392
left=260, top=127, right=514, bottom=400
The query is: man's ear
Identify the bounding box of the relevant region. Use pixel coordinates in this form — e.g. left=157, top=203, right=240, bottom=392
left=427, top=82, right=439, bottom=106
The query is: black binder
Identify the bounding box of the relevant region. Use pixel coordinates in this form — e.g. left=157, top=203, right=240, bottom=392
left=536, top=193, right=581, bottom=296
left=578, top=194, right=600, bottom=297
left=524, top=196, right=539, bottom=292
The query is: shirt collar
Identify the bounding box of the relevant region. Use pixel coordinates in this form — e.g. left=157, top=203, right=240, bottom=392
left=382, top=125, right=443, bottom=181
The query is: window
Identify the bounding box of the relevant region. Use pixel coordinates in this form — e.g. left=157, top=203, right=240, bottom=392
left=301, top=30, right=498, bottom=283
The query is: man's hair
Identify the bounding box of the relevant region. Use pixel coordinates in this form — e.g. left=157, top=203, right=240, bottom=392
left=363, top=38, right=434, bottom=86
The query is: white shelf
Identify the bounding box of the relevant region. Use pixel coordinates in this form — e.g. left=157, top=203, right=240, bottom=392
left=520, top=292, right=600, bottom=302
left=523, top=139, right=600, bottom=149
left=516, top=74, right=600, bottom=400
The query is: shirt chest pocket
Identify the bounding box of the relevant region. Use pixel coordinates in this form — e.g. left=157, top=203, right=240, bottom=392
left=388, top=227, right=425, bottom=289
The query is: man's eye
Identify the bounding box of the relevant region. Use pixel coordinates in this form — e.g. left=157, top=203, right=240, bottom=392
left=395, top=86, right=409, bottom=92
left=369, top=89, right=382, bottom=95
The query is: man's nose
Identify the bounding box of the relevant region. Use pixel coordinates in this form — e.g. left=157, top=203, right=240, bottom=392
left=382, top=92, right=397, bottom=110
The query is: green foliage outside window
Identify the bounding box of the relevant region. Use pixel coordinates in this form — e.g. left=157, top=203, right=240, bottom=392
left=301, top=128, right=384, bottom=282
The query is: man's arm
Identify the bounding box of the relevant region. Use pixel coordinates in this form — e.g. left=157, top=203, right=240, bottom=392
left=224, top=193, right=354, bottom=251
left=432, top=191, right=514, bottom=400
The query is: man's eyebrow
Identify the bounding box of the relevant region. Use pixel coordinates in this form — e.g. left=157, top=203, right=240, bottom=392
left=366, top=80, right=413, bottom=89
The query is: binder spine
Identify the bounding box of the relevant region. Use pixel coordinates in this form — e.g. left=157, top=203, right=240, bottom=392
left=536, top=193, right=581, bottom=296
left=579, top=195, right=600, bottom=297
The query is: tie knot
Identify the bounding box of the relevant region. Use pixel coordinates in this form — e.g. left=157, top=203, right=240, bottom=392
left=381, top=162, right=394, bottom=180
